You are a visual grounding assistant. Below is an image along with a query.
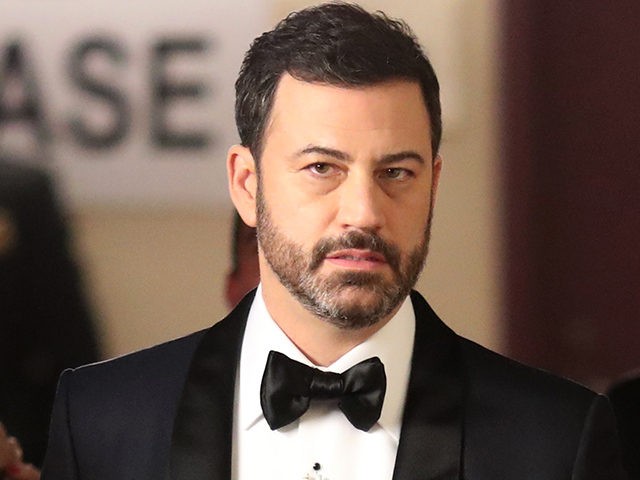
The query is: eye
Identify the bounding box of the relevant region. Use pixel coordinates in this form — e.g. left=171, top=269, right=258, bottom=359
left=381, top=167, right=413, bottom=180
left=307, top=162, right=335, bottom=176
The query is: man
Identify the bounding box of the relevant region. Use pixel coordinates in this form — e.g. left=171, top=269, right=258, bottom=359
left=42, top=3, right=627, bottom=479
left=0, top=159, right=100, bottom=468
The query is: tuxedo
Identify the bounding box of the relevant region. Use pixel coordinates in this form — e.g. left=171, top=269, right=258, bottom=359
left=0, top=159, right=100, bottom=466
left=42, top=291, right=626, bottom=479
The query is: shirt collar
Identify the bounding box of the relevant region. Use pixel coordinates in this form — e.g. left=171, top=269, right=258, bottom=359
left=237, top=284, right=415, bottom=443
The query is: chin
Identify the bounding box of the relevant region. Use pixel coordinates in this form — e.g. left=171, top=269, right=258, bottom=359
left=312, top=290, right=398, bottom=330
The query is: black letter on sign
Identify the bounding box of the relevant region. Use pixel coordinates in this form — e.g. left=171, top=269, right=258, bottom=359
left=151, top=38, right=209, bottom=149
left=69, top=37, right=129, bottom=149
left=0, top=40, right=50, bottom=153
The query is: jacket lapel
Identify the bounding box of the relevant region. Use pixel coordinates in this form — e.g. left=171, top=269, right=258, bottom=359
left=169, top=290, right=463, bottom=480
left=169, top=291, right=254, bottom=480
left=392, top=291, right=465, bottom=480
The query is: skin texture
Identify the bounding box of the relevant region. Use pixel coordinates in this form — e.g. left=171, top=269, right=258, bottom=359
left=228, top=74, right=441, bottom=366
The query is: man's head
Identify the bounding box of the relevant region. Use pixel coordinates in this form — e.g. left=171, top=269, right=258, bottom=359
left=228, top=2, right=442, bottom=331
left=235, top=2, right=442, bottom=163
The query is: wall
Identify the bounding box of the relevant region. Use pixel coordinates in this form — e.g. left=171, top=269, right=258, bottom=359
left=73, top=208, right=233, bottom=356
left=68, top=0, right=502, bottom=358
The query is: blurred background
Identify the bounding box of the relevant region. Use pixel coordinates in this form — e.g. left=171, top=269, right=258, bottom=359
left=1, top=0, right=638, bottom=395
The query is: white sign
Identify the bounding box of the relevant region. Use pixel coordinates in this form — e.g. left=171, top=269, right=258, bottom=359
left=0, top=0, right=268, bottom=208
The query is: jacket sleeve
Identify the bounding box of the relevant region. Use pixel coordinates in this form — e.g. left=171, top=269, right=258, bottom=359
left=572, top=394, right=629, bottom=480
left=41, top=370, right=79, bottom=480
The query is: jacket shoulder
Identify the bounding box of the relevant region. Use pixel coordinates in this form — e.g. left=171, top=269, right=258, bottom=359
left=459, top=337, right=596, bottom=406
left=65, top=329, right=207, bottom=399
left=457, top=338, right=624, bottom=477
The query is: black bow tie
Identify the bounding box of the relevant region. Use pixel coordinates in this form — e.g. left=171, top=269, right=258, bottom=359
left=260, top=350, right=386, bottom=432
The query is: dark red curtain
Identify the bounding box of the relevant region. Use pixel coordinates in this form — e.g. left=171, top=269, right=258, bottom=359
left=501, top=1, right=640, bottom=389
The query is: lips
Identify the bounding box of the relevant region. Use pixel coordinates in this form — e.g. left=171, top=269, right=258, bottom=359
left=325, top=249, right=387, bottom=264
left=308, top=231, right=401, bottom=273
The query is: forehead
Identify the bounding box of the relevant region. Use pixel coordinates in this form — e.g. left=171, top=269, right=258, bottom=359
left=263, top=74, right=432, bottom=155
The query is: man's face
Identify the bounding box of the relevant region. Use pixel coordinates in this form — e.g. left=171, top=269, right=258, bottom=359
left=255, top=74, right=441, bottom=329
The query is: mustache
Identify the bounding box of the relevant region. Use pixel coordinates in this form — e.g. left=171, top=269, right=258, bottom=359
left=309, top=230, right=401, bottom=274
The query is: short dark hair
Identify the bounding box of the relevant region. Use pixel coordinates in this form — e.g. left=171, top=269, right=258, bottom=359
left=235, top=2, right=442, bottom=162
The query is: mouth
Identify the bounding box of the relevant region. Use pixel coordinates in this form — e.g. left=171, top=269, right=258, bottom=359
left=324, top=249, right=387, bottom=270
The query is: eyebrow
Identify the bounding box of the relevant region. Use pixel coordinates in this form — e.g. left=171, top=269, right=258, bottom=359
left=295, top=145, right=425, bottom=165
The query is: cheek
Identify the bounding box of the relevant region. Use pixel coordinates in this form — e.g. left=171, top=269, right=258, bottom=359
left=263, top=177, right=336, bottom=232
left=284, top=206, right=334, bottom=248
left=260, top=192, right=327, bottom=250
left=395, top=222, right=427, bottom=250
left=260, top=166, right=307, bottom=211
left=391, top=197, right=432, bottom=245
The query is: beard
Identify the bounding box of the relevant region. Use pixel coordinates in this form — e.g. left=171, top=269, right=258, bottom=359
left=256, top=187, right=434, bottom=330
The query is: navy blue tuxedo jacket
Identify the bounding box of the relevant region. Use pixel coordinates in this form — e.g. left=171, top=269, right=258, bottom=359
left=42, top=291, right=627, bottom=479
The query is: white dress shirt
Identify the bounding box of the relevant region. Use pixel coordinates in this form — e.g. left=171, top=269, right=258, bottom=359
left=233, top=284, right=415, bottom=480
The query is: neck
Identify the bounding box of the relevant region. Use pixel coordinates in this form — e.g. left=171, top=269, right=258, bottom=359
left=259, top=267, right=395, bottom=367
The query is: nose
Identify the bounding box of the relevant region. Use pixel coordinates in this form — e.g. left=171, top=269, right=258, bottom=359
left=337, top=173, right=385, bottom=232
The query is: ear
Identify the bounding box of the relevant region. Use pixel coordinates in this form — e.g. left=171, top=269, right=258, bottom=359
left=227, top=144, right=258, bottom=227
left=430, top=154, right=443, bottom=205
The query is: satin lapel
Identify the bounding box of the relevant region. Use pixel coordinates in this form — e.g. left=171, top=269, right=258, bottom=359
left=392, top=291, right=465, bottom=480
left=170, top=291, right=254, bottom=480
